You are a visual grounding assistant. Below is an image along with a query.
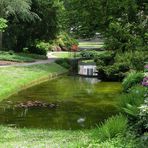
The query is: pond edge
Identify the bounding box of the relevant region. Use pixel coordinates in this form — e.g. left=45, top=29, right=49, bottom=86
left=2, top=71, right=68, bottom=101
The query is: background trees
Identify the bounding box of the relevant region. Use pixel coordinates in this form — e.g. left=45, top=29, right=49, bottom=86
left=61, top=0, right=147, bottom=52
left=0, top=0, right=147, bottom=53
left=97, top=0, right=148, bottom=52
left=0, top=0, right=37, bottom=49
left=2, top=0, right=63, bottom=51
left=60, top=0, right=100, bottom=38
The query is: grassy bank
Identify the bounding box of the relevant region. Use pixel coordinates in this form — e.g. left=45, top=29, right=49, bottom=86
left=0, top=126, right=93, bottom=148
left=0, top=125, right=137, bottom=148
left=0, top=51, right=47, bottom=62
left=0, top=63, right=67, bottom=101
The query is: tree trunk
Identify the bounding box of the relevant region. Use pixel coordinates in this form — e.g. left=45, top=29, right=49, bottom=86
left=0, top=31, right=2, bottom=49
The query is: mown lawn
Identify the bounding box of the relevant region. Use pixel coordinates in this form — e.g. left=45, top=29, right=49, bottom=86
left=0, top=63, right=67, bottom=101
left=0, top=126, right=94, bottom=148
left=0, top=51, right=47, bottom=62
left=0, top=125, right=137, bottom=148
left=52, top=52, right=80, bottom=58
left=79, top=42, right=104, bottom=48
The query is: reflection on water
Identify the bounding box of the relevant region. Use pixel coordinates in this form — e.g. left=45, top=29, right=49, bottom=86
left=0, top=76, right=122, bottom=130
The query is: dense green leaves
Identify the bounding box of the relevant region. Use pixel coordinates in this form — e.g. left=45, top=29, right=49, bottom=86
left=1, top=0, right=148, bottom=52
left=0, top=0, right=37, bottom=21
left=61, top=0, right=100, bottom=38
left=3, top=0, right=64, bottom=51
left=0, top=18, right=7, bottom=31
left=98, top=114, right=128, bottom=141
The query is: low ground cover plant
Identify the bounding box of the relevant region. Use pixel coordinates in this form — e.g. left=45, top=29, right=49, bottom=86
left=119, top=85, right=146, bottom=117
left=97, top=114, right=128, bottom=141
left=122, top=72, right=144, bottom=92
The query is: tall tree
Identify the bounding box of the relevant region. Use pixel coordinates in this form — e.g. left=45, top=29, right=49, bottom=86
left=97, top=0, right=148, bottom=52
left=0, top=0, right=37, bottom=49
left=3, top=0, right=63, bottom=51
left=61, top=0, right=100, bottom=38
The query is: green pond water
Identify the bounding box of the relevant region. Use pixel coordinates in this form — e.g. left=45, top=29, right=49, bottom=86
left=0, top=76, right=122, bottom=130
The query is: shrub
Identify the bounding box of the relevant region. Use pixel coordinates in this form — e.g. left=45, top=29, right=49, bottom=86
left=131, top=51, right=148, bottom=71
left=35, top=41, right=52, bottom=51
left=28, top=46, right=46, bottom=55
left=28, top=40, right=52, bottom=55
left=55, top=32, right=78, bottom=51
left=115, top=51, right=148, bottom=71
left=55, top=59, right=70, bottom=69
left=96, top=61, right=130, bottom=81
left=95, top=52, right=130, bottom=81
left=139, top=132, right=148, bottom=148
left=104, top=62, right=130, bottom=80
left=122, top=72, right=144, bottom=92
left=95, top=51, right=115, bottom=65
left=80, top=50, right=100, bottom=59
left=119, top=85, right=147, bottom=117
left=98, top=114, right=128, bottom=141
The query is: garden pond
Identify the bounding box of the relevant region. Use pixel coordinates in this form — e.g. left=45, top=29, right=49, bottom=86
left=0, top=76, right=122, bottom=130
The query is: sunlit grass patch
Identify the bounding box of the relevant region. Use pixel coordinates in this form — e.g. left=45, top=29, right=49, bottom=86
left=79, top=42, right=104, bottom=48
left=0, top=63, right=67, bottom=101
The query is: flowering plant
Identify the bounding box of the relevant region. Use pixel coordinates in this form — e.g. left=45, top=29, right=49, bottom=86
left=142, top=77, right=148, bottom=87
left=144, top=65, right=148, bottom=68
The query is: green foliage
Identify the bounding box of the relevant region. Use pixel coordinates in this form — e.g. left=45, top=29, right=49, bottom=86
left=95, top=51, right=130, bottom=81
left=131, top=51, right=148, bottom=71
left=55, top=58, right=70, bottom=69
left=0, top=0, right=38, bottom=21
left=115, top=51, right=148, bottom=71
left=61, top=0, right=100, bottom=38
left=95, top=135, right=137, bottom=148
left=3, top=0, right=63, bottom=51
left=119, top=85, right=146, bottom=117
left=95, top=51, right=147, bottom=81
left=0, top=18, right=8, bottom=32
left=98, top=114, right=128, bottom=141
left=122, top=72, right=144, bottom=92
left=102, top=63, right=130, bottom=80
left=28, top=47, right=47, bottom=55
left=26, top=32, right=78, bottom=54
left=104, top=21, right=145, bottom=52
left=31, top=40, right=52, bottom=55
left=136, top=97, right=148, bottom=133
left=95, top=51, right=114, bottom=64
left=35, top=41, right=52, bottom=51
left=54, top=32, right=78, bottom=50
left=139, top=132, right=148, bottom=148
left=98, top=0, right=147, bottom=52
left=80, top=50, right=102, bottom=59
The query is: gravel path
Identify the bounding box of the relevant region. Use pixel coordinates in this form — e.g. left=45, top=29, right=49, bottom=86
left=0, top=51, right=59, bottom=68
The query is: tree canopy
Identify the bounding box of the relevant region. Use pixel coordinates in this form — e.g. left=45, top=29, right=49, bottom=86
left=0, top=0, right=147, bottom=52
